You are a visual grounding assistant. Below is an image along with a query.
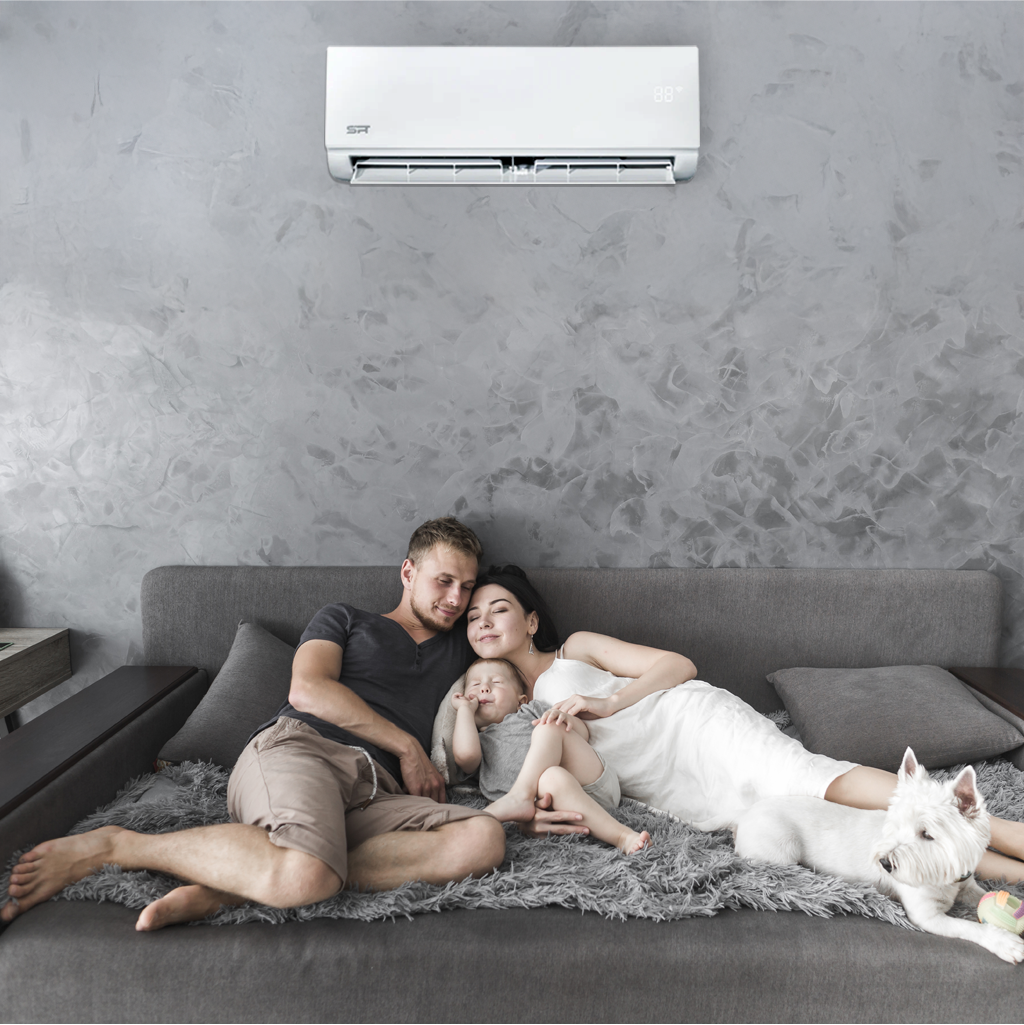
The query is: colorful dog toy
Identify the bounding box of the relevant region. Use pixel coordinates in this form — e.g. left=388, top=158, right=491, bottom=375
left=977, top=891, right=1024, bottom=935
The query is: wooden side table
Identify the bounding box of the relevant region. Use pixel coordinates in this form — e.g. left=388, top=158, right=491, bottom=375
left=0, top=627, right=73, bottom=732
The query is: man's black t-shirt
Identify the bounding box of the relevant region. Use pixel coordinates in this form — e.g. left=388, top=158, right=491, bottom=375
left=267, top=603, right=474, bottom=787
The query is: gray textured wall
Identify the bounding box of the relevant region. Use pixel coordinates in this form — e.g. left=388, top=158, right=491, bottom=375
left=2, top=1, right=1022, bottom=724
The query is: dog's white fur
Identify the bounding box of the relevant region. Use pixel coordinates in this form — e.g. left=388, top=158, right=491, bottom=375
left=734, top=747, right=1024, bottom=963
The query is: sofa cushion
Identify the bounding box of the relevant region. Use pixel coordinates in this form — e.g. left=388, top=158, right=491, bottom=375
left=143, top=567, right=1002, bottom=717
left=768, top=664, right=1024, bottom=772
left=5, top=900, right=1024, bottom=1024
left=158, top=621, right=294, bottom=768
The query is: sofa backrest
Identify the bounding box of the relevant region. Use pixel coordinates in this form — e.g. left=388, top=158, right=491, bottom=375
left=141, top=566, right=1000, bottom=712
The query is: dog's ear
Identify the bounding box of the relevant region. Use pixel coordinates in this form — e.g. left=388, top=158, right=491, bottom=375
left=898, top=747, right=920, bottom=783
left=952, top=765, right=983, bottom=819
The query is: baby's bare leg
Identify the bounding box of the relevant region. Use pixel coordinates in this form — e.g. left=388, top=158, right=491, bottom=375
left=487, top=721, right=594, bottom=823
left=539, top=766, right=649, bottom=854
left=557, top=727, right=604, bottom=786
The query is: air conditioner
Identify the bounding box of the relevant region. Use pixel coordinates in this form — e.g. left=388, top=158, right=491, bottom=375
left=325, top=46, right=699, bottom=186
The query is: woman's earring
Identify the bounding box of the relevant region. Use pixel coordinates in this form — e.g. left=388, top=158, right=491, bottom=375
left=528, top=634, right=535, bottom=655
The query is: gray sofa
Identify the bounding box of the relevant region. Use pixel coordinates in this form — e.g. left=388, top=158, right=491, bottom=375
left=1, top=565, right=1021, bottom=1023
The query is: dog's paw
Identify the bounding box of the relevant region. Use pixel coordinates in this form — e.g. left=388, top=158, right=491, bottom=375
left=981, top=925, right=1024, bottom=964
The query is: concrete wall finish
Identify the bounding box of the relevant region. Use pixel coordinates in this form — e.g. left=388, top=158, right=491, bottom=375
left=1, top=1, right=1022, bottom=722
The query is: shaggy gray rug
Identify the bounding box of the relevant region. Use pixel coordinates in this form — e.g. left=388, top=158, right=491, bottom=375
left=5, top=754, right=1024, bottom=928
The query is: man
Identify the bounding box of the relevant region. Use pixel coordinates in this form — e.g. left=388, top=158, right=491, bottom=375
left=3, top=518, right=510, bottom=930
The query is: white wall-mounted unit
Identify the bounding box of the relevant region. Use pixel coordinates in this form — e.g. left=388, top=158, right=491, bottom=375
left=325, top=46, right=699, bottom=185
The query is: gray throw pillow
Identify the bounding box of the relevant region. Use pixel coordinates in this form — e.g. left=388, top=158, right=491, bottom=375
left=159, top=621, right=295, bottom=768
left=767, top=664, right=1024, bottom=772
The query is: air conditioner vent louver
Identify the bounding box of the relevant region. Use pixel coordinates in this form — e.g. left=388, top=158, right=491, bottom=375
left=350, top=157, right=677, bottom=186
left=326, top=47, right=699, bottom=186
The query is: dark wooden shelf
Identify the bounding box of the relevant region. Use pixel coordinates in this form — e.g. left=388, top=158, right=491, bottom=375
left=949, top=667, right=1024, bottom=721
left=0, top=665, right=197, bottom=819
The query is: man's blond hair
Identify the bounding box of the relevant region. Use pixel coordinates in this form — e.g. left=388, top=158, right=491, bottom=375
left=406, top=517, right=483, bottom=565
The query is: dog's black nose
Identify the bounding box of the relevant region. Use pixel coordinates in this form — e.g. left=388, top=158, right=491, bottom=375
left=880, top=857, right=892, bottom=874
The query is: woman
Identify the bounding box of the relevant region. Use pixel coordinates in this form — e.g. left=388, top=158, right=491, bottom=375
left=466, top=565, right=1024, bottom=882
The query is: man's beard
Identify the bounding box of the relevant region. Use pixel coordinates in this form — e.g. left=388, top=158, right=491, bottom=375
left=410, top=595, right=458, bottom=632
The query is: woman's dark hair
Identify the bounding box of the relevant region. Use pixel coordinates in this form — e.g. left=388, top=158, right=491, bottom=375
left=473, top=565, right=561, bottom=653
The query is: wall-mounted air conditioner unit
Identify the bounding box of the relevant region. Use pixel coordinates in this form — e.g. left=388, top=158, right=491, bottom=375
left=325, top=46, right=699, bottom=186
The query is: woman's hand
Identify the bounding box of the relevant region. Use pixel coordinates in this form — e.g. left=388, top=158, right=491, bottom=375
left=532, top=706, right=579, bottom=731
left=548, top=693, right=617, bottom=721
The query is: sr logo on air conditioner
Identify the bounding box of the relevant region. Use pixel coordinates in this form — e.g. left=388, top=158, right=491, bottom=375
left=347, top=125, right=370, bottom=134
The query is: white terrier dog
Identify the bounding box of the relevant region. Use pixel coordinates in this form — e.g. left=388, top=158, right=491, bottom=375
left=734, top=747, right=1024, bottom=963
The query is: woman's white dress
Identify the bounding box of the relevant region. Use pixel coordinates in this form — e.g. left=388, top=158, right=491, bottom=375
left=533, top=657, right=856, bottom=831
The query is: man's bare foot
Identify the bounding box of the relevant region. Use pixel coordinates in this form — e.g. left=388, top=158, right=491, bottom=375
left=136, top=884, right=240, bottom=931
left=2, top=826, right=126, bottom=923
left=485, top=792, right=539, bottom=823
left=619, top=830, right=651, bottom=855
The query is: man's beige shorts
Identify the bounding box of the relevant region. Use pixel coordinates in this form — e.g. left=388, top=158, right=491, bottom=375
left=227, top=716, right=487, bottom=883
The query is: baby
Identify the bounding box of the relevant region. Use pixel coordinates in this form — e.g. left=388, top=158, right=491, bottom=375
left=451, top=657, right=650, bottom=854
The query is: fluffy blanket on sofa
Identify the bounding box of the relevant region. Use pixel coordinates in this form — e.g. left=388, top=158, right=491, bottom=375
left=5, top=758, right=1022, bottom=928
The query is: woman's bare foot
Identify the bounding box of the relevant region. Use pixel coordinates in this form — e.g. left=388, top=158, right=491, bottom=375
left=485, top=792, right=539, bottom=823
left=619, top=830, right=651, bottom=855
left=136, top=884, right=240, bottom=931
left=2, top=826, right=126, bottom=923
left=990, top=818, right=1024, bottom=864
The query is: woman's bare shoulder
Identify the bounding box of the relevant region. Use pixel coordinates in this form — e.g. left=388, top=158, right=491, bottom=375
left=560, top=631, right=618, bottom=662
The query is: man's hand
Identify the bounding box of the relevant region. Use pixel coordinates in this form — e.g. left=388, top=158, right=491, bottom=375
left=517, top=792, right=590, bottom=837
left=399, top=740, right=446, bottom=804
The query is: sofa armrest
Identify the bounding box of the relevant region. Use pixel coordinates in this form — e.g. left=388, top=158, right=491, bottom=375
left=0, top=666, right=198, bottom=819
left=0, top=667, right=207, bottom=875
left=949, top=667, right=1024, bottom=721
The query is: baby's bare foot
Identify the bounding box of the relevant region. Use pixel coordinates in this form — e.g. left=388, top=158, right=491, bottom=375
left=620, top=830, right=651, bottom=855
left=136, top=884, right=239, bottom=931
left=2, top=826, right=126, bottom=922
left=485, top=792, right=539, bottom=823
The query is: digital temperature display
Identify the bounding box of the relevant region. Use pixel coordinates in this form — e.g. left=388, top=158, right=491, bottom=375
left=653, top=86, right=685, bottom=102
